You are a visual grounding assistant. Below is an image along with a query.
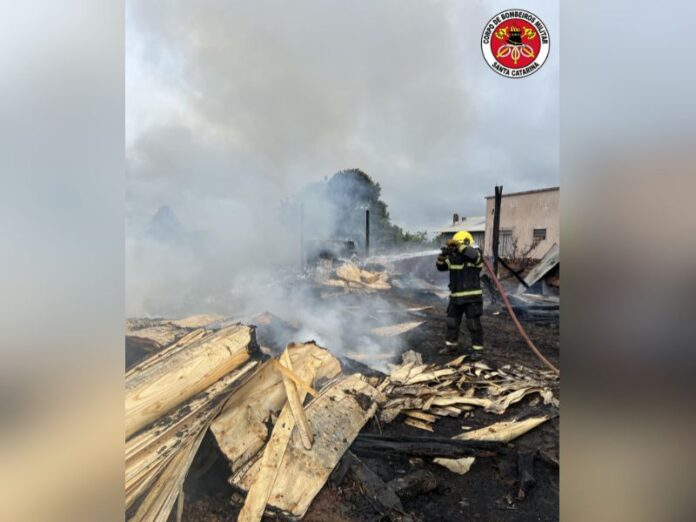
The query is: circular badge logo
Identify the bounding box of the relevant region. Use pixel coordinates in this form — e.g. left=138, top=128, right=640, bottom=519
left=481, top=9, right=550, bottom=78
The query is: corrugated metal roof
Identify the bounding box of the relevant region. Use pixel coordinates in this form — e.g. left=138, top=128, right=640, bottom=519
left=436, top=216, right=486, bottom=233
left=522, top=242, right=560, bottom=288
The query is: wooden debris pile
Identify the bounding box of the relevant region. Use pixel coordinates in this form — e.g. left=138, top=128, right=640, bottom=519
left=124, top=312, right=557, bottom=520
left=378, top=354, right=559, bottom=432
left=211, top=342, right=385, bottom=521
left=322, top=262, right=391, bottom=292
left=125, top=324, right=261, bottom=521
left=125, top=327, right=386, bottom=522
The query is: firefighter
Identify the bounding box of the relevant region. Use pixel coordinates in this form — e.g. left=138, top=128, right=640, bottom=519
left=436, top=230, right=484, bottom=355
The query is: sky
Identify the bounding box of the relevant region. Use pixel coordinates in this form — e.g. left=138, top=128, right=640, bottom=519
left=126, top=0, right=558, bottom=234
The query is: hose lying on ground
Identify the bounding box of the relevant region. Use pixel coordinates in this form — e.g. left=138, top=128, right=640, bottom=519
left=481, top=256, right=560, bottom=375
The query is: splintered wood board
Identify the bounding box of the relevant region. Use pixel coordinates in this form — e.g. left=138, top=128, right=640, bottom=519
left=237, top=351, right=319, bottom=522
left=125, top=360, right=260, bottom=507
left=129, top=428, right=206, bottom=522
left=403, top=410, right=438, bottom=423
left=126, top=324, right=255, bottom=438
left=126, top=329, right=209, bottom=386
left=454, top=416, right=550, bottom=442
left=404, top=418, right=434, bottom=432
left=234, top=374, right=381, bottom=518
left=211, top=343, right=341, bottom=475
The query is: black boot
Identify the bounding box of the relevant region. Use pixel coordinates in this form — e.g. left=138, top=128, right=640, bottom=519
left=469, top=351, right=482, bottom=362
left=438, top=342, right=459, bottom=355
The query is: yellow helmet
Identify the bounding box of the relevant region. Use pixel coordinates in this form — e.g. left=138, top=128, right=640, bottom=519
left=452, top=230, right=473, bottom=245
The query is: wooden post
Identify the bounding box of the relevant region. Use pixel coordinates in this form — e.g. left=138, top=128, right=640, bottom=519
left=496, top=256, right=529, bottom=289
left=492, top=186, right=503, bottom=277
left=365, top=208, right=370, bottom=258
left=278, top=351, right=314, bottom=450
left=299, top=203, right=305, bottom=271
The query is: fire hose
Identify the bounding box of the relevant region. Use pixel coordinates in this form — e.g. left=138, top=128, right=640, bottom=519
left=481, top=256, right=559, bottom=375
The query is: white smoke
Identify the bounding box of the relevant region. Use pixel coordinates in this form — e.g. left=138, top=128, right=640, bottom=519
left=125, top=0, right=558, bottom=360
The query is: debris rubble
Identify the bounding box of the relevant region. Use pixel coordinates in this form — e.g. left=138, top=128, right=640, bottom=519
left=125, top=324, right=261, bottom=518
left=125, top=330, right=386, bottom=521
left=378, top=353, right=558, bottom=431
left=322, top=262, right=391, bottom=291
left=124, top=256, right=559, bottom=521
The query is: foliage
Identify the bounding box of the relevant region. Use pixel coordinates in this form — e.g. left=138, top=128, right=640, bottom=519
left=289, top=168, right=429, bottom=248
left=502, top=235, right=538, bottom=269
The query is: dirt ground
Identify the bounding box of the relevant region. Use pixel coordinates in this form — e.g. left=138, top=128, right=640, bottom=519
left=306, top=290, right=559, bottom=522
left=169, top=283, right=559, bottom=522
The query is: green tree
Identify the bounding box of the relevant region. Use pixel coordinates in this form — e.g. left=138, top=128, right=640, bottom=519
left=290, top=168, right=429, bottom=250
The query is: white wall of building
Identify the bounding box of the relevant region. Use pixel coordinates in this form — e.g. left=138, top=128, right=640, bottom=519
left=484, top=188, right=559, bottom=259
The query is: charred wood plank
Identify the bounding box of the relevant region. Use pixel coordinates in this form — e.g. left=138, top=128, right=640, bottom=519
left=496, top=256, right=530, bottom=288
left=516, top=451, right=536, bottom=500
left=492, top=185, right=503, bottom=276
left=387, top=470, right=439, bottom=500
left=537, top=448, right=559, bottom=468
left=352, top=433, right=502, bottom=460
left=330, top=453, right=354, bottom=487
left=345, top=452, right=403, bottom=514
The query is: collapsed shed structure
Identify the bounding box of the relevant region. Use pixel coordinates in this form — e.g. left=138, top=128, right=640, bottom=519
left=507, top=242, right=560, bottom=322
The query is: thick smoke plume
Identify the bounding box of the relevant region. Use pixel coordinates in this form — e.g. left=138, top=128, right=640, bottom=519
left=127, top=165, right=431, bottom=366
left=126, top=0, right=559, bottom=345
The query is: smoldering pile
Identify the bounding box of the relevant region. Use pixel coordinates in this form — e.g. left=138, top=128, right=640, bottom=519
left=379, top=350, right=559, bottom=433
left=320, top=261, right=391, bottom=292
left=125, top=311, right=559, bottom=521
left=126, top=319, right=384, bottom=522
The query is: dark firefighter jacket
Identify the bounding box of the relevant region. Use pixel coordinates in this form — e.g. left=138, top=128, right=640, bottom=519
left=436, top=245, right=484, bottom=303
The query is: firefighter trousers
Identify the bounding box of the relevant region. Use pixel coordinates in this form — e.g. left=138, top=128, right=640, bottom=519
left=446, top=300, right=483, bottom=347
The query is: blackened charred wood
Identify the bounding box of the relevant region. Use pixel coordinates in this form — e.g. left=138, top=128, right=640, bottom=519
left=344, top=452, right=404, bottom=514
left=387, top=470, right=439, bottom=500
left=537, top=448, right=559, bottom=468
left=365, top=208, right=370, bottom=257
left=496, top=256, right=530, bottom=288
left=492, top=185, right=503, bottom=276
left=352, top=433, right=503, bottom=459
left=517, top=451, right=537, bottom=500
left=330, top=452, right=355, bottom=486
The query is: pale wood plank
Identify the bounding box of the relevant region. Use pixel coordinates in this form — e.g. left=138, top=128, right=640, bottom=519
left=234, top=374, right=382, bottom=518
left=126, top=324, right=256, bottom=438
left=278, top=350, right=313, bottom=450
left=210, top=343, right=341, bottom=477
left=125, top=360, right=259, bottom=508
left=236, top=349, right=320, bottom=522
